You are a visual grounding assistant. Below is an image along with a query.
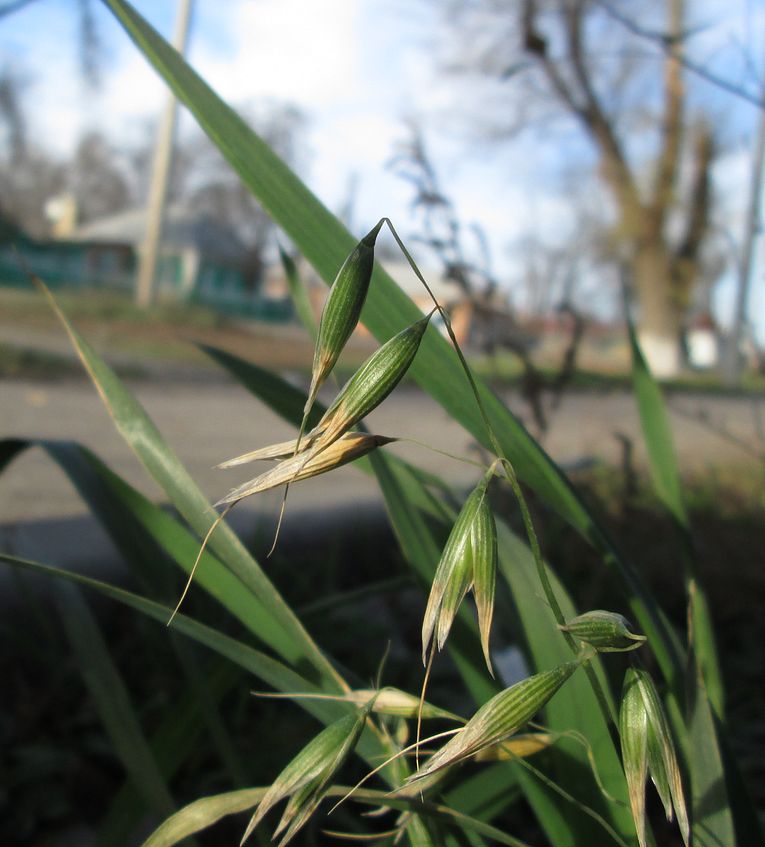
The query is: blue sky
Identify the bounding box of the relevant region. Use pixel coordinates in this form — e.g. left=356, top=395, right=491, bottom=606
left=2, top=0, right=764, bottom=337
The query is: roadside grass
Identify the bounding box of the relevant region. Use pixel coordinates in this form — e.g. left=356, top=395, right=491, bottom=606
left=0, top=341, right=84, bottom=379
left=3, top=463, right=762, bottom=845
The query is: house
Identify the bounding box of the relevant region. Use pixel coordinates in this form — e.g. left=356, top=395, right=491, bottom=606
left=70, top=205, right=252, bottom=300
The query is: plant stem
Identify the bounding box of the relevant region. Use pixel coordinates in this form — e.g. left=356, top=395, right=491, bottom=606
left=383, top=218, right=616, bottom=727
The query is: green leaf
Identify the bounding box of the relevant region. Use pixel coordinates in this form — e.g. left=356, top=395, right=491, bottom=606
left=627, top=323, right=687, bottom=527
left=280, top=245, right=317, bottom=340
left=496, top=522, right=637, bottom=846
left=56, top=582, right=176, bottom=819
left=686, top=647, right=736, bottom=847
left=140, top=788, right=266, bottom=847
left=1, top=437, right=305, bottom=651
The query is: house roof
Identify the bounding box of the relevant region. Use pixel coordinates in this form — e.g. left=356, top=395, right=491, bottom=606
left=377, top=260, right=466, bottom=304
left=72, top=205, right=248, bottom=264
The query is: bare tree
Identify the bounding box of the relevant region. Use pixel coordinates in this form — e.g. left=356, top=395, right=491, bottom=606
left=389, top=125, right=498, bottom=299
left=0, top=68, right=66, bottom=236
left=176, top=102, right=307, bottom=290
left=390, top=126, right=584, bottom=435
left=434, top=0, right=718, bottom=376
left=0, top=0, right=103, bottom=88
left=67, top=131, right=131, bottom=224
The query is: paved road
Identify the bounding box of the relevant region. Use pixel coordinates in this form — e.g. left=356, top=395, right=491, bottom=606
left=3, top=376, right=763, bottom=525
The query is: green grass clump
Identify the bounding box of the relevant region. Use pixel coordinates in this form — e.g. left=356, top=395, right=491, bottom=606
left=0, top=3, right=760, bottom=846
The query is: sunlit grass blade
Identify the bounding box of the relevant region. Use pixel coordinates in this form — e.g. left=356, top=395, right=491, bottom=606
left=27, top=277, right=343, bottom=689
left=0, top=437, right=306, bottom=655
left=685, top=641, right=737, bottom=847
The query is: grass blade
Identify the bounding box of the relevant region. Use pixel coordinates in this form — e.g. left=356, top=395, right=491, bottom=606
left=280, top=246, right=317, bottom=340
left=627, top=324, right=687, bottom=527
left=56, top=582, right=176, bottom=819
left=686, top=644, right=737, bottom=846
left=1, top=437, right=305, bottom=651
left=31, top=279, right=343, bottom=691
left=141, top=788, right=266, bottom=847
left=496, top=522, right=636, bottom=845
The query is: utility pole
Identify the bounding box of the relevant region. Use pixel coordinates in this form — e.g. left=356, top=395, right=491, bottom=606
left=135, top=0, right=194, bottom=308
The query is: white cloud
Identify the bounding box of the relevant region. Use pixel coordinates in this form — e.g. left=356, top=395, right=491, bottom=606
left=194, top=0, right=363, bottom=108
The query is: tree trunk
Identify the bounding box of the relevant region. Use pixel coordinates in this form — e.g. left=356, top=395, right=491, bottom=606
left=632, top=243, right=683, bottom=378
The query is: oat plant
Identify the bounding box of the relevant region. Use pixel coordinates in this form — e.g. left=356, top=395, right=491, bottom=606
left=1, top=2, right=760, bottom=846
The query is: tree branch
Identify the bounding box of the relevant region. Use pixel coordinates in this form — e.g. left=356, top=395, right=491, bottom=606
left=671, top=120, right=713, bottom=301
left=560, top=0, right=642, bottom=218
left=593, top=0, right=765, bottom=109
left=651, top=0, right=685, bottom=228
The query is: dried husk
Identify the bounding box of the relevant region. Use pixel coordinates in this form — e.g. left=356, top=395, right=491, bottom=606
left=218, top=314, right=430, bottom=472
left=215, top=433, right=395, bottom=506
left=472, top=732, right=553, bottom=761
